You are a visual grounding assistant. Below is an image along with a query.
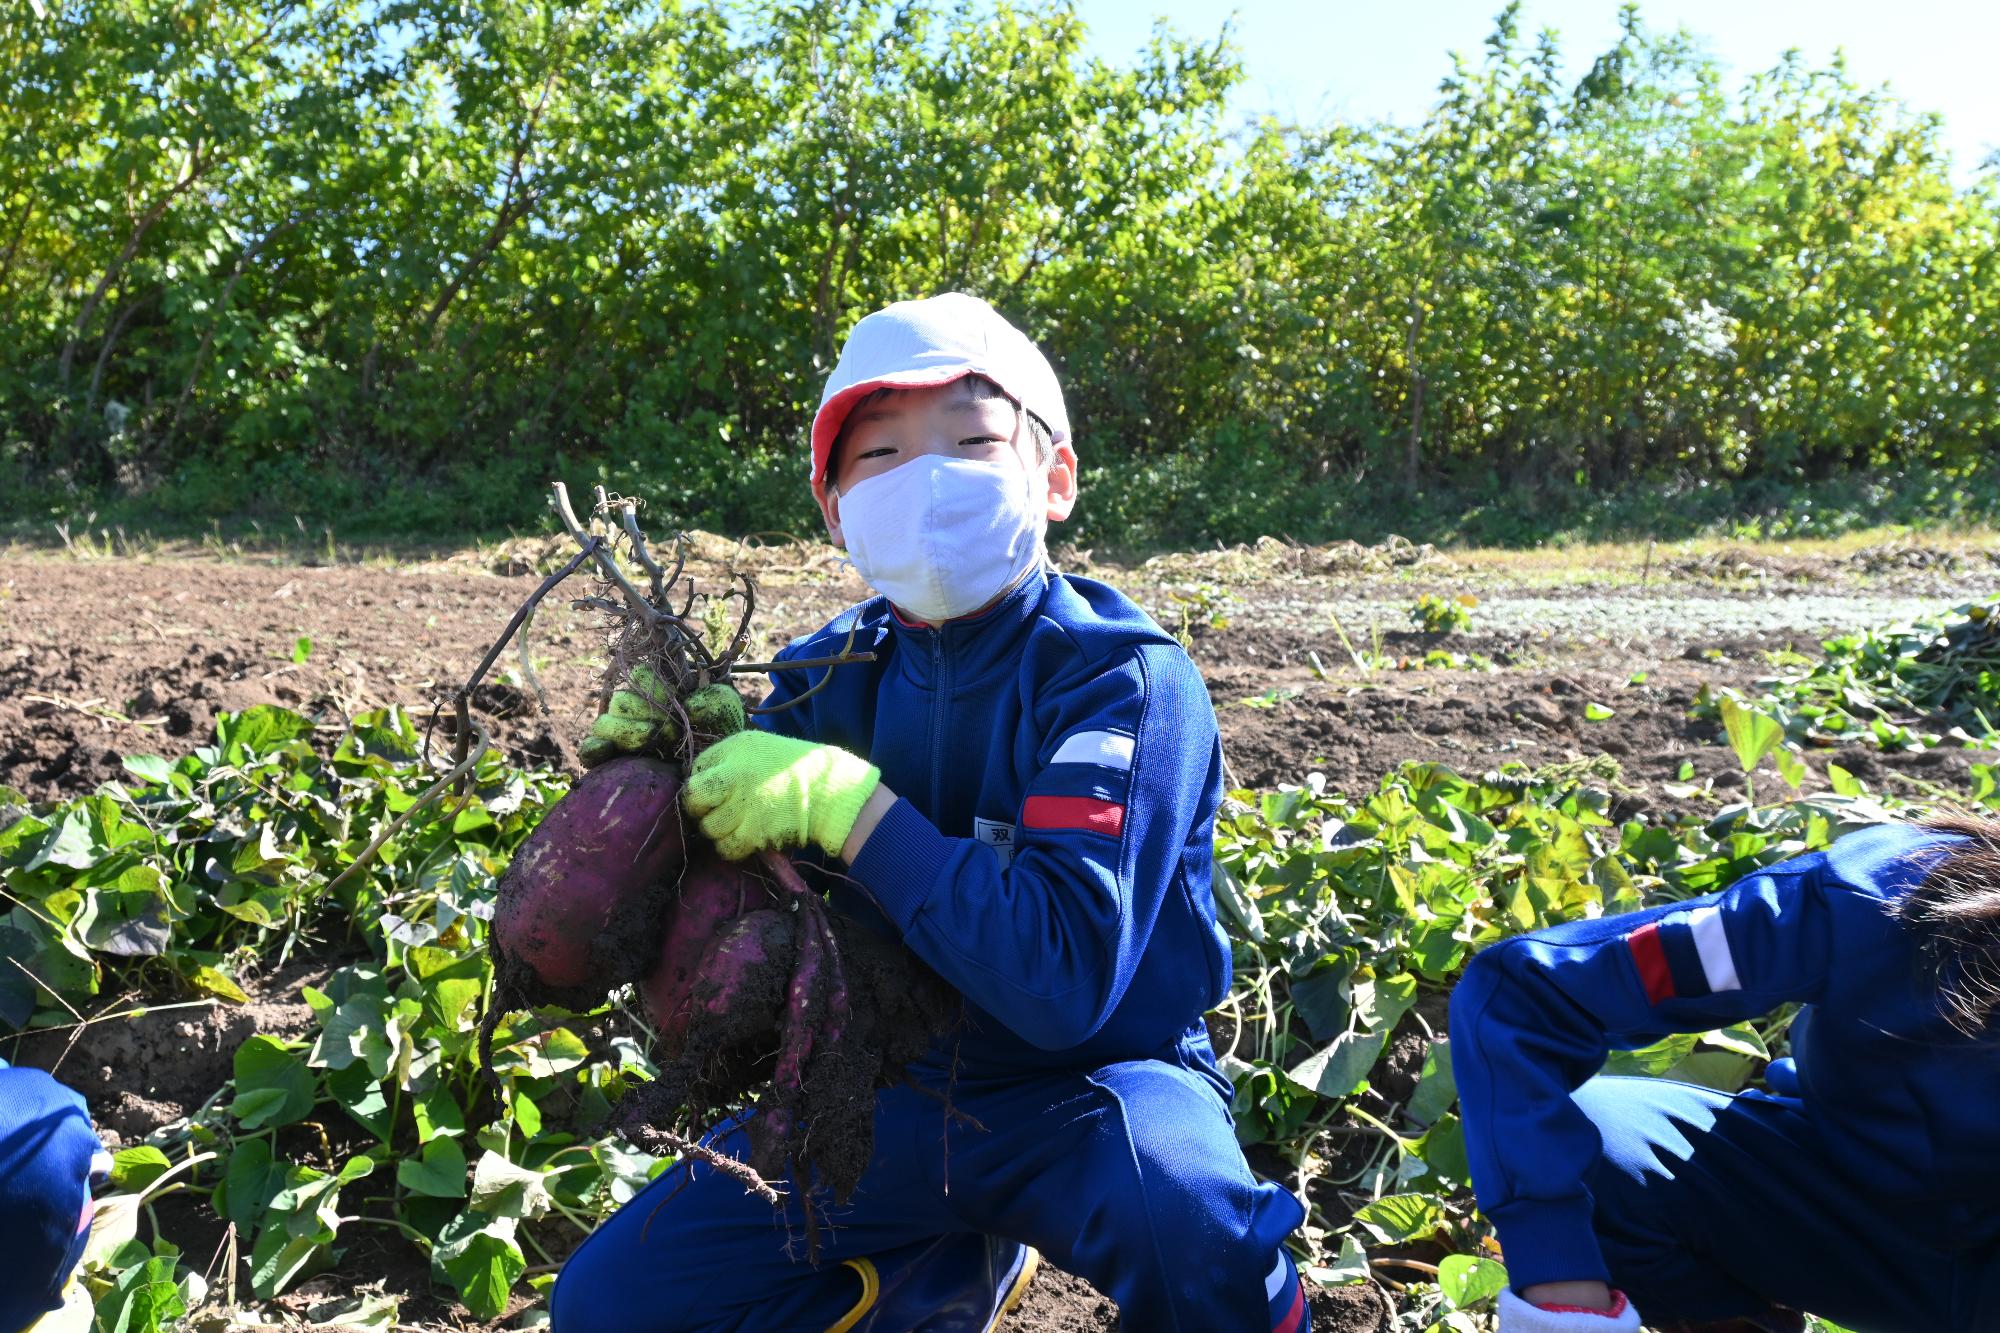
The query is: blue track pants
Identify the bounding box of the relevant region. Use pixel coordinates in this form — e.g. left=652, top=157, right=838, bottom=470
left=1574, top=1075, right=2000, bottom=1331
left=552, top=1055, right=1304, bottom=1332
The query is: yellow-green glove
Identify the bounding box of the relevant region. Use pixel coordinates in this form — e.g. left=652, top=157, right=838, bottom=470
left=580, top=671, right=746, bottom=767
left=683, top=731, right=880, bottom=861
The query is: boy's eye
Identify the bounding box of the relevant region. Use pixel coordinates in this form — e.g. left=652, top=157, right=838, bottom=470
left=958, top=436, right=1006, bottom=448
left=858, top=446, right=896, bottom=461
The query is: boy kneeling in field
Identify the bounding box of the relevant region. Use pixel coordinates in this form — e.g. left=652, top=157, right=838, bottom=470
left=1453, top=816, right=2000, bottom=1332
left=552, top=294, right=1311, bottom=1332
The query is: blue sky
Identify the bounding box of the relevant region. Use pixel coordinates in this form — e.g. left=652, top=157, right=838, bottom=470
left=1076, top=1, right=1998, bottom=178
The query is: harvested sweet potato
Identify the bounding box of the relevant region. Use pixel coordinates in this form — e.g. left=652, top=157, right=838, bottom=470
left=641, top=849, right=780, bottom=1055
left=474, top=494, right=961, bottom=1254
left=491, top=755, right=686, bottom=994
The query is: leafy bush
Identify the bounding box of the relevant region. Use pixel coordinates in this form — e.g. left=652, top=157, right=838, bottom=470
left=4, top=2, right=1997, bottom=550
left=1409, top=593, right=1477, bottom=635
left=0, top=707, right=635, bottom=1321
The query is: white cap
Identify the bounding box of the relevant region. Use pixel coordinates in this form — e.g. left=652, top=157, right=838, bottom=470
left=810, top=292, right=1069, bottom=483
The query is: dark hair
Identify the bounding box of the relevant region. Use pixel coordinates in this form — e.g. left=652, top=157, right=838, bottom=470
left=1897, top=814, right=2000, bottom=1035
left=824, top=374, right=1053, bottom=489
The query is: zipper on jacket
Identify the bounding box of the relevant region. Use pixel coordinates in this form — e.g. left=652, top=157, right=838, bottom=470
left=929, top=630, right=948, bottom=818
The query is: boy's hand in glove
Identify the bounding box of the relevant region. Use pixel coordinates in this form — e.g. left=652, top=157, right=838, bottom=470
left=1499, top=1289, right=1642, bottom=1333
left=580, top=670, right=745, bottom=767
left=683, top=731, right=880, bottom=861
left=580, top=664, right=677, bottom=767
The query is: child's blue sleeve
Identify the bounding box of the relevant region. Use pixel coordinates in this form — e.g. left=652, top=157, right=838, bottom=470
left=1448, top=860, right=1843, bottom=1291
left=848, top=643, right=1216, bottom=1051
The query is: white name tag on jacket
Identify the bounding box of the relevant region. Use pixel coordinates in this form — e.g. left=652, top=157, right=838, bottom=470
left=974, top=817, right=1017, bottom=869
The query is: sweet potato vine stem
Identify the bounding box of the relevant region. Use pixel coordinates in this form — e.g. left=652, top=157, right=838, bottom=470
left=327, top=719, right=492, bottom=897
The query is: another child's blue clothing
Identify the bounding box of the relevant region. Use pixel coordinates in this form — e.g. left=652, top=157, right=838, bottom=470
left=553, top=569, right=1305, bottom=1331
left=1451, top=822, right=2000, bottom=1327
left=1565, top=1074, right=2000, bottom=1329
left=0, top=1060, right=100, bottom=1332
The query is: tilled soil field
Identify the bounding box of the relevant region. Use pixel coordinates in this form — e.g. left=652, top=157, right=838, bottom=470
left=7, top=542, right=1993, bottom=821
left=1, top=537, right=1995, bottom=1332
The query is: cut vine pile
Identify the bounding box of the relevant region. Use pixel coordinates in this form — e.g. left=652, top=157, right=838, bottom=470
left=475, top=486, right=957, bottom=1244
left=1695, top=597, right=2000, bottom=753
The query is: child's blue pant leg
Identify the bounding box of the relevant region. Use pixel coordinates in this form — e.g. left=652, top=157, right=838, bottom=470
left=553, top=1058, right=1302, bottom=1333
left=551, top=1090, right=960, bottom=1333
left=937, top=1058, right=1304, bottom=1332
left=1573, top=1074, right=1996, bottom=1331
left=0, top=1064, right=101, bottom=1332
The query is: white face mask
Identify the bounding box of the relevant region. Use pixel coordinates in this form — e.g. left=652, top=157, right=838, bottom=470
left=836, top=455, right=1046, bottom=623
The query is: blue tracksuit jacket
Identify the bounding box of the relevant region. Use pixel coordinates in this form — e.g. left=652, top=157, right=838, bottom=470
left=754, top=564, right=1233, bottom=1072
left=1449, top=821, right=2000, bottom=1292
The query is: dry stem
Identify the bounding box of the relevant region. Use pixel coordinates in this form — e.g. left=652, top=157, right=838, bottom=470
left=552, top=482, right=660, bottom=626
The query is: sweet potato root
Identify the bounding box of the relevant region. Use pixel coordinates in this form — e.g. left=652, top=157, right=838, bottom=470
left=491, top=755, right=686, bottom=994
left=472, top=494, right=960, bottom=1255
left=643, top=868, right=784, bottom=1056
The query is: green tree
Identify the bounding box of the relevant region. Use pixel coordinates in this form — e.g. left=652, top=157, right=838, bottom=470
left=0, top=1, right=1993, bottom=547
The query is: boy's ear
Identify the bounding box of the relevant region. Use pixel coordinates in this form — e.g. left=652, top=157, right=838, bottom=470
left=1042, top=441, right=1079, bottom=524
left=812, top=476, right=846, bottom=548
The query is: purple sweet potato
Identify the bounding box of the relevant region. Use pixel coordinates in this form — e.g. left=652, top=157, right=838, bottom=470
left=607, top=851, right=960, bottom=1246
left=648, top=907, right=796, bottom=1053
left=492, top=755, right=686, bottom=991
left=641, top=849, right=778, bottom=1053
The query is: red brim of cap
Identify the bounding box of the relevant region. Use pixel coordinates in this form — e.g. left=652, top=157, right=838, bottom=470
left=810, top=366, right=980, bottom=484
